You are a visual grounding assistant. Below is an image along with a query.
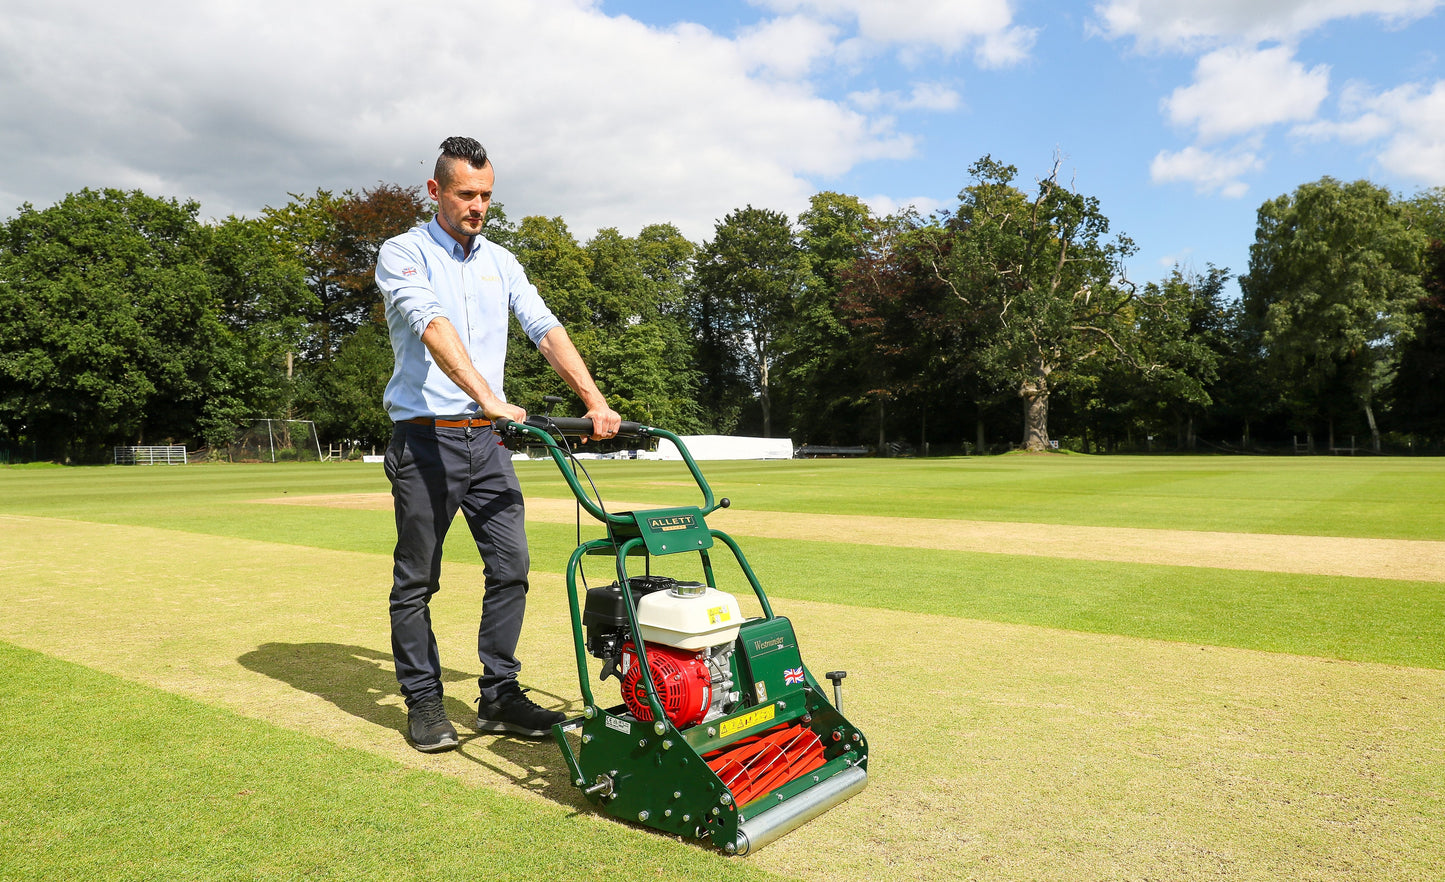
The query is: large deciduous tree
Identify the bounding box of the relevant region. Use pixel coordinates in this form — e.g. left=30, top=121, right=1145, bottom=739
left=264, top=184, right=430, bottom=444
left=1240, top=177, right=1425, bottom=452
left=783, top=192, right=876, bottom=444
left=262, top=183, right=431, bottom=362
left=507, top=217, right=702, bottom=429
left=1123, top=265, right=1233, bottom=449
left=936, top=156, right=1138, bottom=450
left=837, top=209, right=975, bottom=450
left=691, top=206, right=812, bottom=437
left=1389, top=238, right=1445, bottom=441
left=0, top=189, right=310, bottom=461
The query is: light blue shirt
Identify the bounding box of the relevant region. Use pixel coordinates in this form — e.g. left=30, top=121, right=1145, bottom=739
left=376, top=218, right=560, bottom=421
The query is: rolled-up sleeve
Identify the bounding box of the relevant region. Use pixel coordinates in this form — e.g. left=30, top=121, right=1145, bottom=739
left=377, top=239, right=445, bottom=338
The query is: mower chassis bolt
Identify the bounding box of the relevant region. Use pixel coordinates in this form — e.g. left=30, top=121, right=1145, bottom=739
left=638, top=811, right=649, bottom=822
left=653, top=721, right=667, bottom=735
left=712, top=807, right=721, bottom=816
left=707, top=726, right=717, bottom=737
left=582, top=734, right=593, bottom=744
left=665, top=809, right=672, bottom=817
left=662, top=739, right=674, bottom=750
left=673, top=791, right=682, bottom=799
left=584, top=775, right=615, bottom=799
left=720, top=793, right=733, bottom=805
left=583, top=706, right=596, bottom=719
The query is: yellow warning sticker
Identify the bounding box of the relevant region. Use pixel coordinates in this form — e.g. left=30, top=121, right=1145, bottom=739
left=719, top=704, right=776, bottom=738
left=707, top=605, right=731, bottom=624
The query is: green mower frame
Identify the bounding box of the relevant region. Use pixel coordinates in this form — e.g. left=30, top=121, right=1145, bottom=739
left=502, top=417, right=868, bottom=855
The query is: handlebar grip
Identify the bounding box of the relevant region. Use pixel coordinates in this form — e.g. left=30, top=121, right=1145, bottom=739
left=521, top=416, right=648, bottom=439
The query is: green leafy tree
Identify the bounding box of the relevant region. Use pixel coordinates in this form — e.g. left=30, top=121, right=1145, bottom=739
left=505, top=215, right=597, bottom=410
left=265, top=183, right=430, bottom=443
left=1125, top=265, right=1232, bottom=449
left=835, top=209, right=977, bottom=449
left=203, top=215, right=317, bottom=445
left=584, top=224, right=702, bottom=430
left=504, top=218, right=703, bottom=429
left=691, top=206, right=813, bottom=437
left=299, top=322, right=395, bottom=449
left=263, top=184, right=431, bottom=362
left=784, top=192, right=876, bottom=443
left=0, top=189, right=310, bottom=460
left=936, top=156, right=1138, bottom=450
left=1241, top=177, right=1425, bottom=451
left=1388, top=239, right=1445, bottom=442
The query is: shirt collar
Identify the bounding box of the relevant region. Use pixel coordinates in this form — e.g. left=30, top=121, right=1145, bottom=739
left=426, top=216, right=478, bottom=262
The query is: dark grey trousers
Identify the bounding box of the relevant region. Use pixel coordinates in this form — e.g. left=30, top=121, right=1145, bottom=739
left=384, top=421, right=530, bottom=708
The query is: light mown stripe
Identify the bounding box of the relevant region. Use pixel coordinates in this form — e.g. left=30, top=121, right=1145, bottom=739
left=254, top=494, right=1445, bottom=582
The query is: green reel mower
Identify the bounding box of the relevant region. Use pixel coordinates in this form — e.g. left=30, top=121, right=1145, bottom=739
left=500, top=416, right=868, bottom=855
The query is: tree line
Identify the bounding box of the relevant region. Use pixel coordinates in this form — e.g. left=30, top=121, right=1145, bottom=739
left=2, top=155, right=1442, bottom=463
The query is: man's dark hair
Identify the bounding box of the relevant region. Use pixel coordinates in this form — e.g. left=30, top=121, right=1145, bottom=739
left=434, top=136, right=489, bottom=187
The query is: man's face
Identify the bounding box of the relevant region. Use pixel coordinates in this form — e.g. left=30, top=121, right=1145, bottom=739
left=427, top=159, right=493, bottom=246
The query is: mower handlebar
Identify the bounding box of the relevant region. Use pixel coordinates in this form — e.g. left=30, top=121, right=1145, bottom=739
left=506, top=416, right=649, bottom=439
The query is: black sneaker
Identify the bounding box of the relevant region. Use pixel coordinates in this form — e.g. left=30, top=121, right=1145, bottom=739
left=407, top=695, right=458, bottom=753
left=475, top=683, right=565, bottom=737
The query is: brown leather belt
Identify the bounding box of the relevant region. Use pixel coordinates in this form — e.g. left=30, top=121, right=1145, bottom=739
left=404, top=416, right=492, bottom=428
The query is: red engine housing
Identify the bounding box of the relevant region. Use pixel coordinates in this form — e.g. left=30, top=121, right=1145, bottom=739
left=621, top=642, right=712, bottom=728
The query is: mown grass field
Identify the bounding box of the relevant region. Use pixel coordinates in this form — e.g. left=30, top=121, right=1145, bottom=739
left=2, top=455, right=1443, bottom=881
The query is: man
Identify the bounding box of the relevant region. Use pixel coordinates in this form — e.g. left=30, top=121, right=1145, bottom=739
left=376, top=136, right=620, bottom=752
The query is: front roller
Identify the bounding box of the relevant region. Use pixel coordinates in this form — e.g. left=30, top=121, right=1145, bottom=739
left=734, top=765, right=868, bottom=854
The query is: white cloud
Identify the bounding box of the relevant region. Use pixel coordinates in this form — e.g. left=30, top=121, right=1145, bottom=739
left=1372, top=82, right=1445, bottom=183
left=736, top=14, right=840, bottom=79
left=1296, top=80, right=1445, bottom=184
left=1150, top=145, right=1264, bottom=197
left=1094, top=2, right=1442, bottom=197
left=849, top=82, right=961, bottom=112
left=751, top=0, right=1036, bottom=65
left=1164, top=45, right=1330, bottom=140
left=0, top=0, right=922, bottom=241
left=1092, top=0, right=1443, bottom=51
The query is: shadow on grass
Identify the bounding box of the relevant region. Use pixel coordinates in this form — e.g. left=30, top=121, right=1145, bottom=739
left=238, top=642, right=589, bottom=812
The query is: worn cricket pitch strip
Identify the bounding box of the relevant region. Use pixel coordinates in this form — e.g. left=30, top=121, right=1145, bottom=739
left=260, top=493, right=1445, bottom=582
left=2, top=514, right=1442, bottom=881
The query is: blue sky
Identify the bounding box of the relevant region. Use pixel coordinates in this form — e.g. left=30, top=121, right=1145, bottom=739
left=1, top=0, right=1442, bottom=294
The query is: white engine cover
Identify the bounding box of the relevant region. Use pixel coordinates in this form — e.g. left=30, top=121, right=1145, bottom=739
left=636, top=585, right=743, bottom=650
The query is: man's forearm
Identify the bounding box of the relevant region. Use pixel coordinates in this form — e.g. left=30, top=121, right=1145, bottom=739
left=538, top=326, right=607, bottom=410
left=538, top=326, right=620, bottom=437
left=419, top=316, right=520, bottom=420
